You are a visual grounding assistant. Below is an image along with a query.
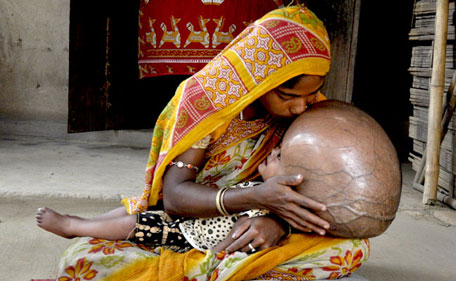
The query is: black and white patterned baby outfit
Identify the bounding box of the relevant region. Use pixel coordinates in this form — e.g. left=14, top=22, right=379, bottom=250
left=133, top=210, right=192, bottom=253
left=132, top=182, right=268, bottom=252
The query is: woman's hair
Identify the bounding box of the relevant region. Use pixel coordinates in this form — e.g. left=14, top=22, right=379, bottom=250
left=280, top=75, right=304, bottom=89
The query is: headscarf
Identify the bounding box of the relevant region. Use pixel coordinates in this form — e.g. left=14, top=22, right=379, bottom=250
left=123, top=4, right=331, bottom=214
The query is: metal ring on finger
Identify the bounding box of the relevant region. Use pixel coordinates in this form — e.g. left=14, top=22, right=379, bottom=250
left=248, top=243, right=256, bottom=253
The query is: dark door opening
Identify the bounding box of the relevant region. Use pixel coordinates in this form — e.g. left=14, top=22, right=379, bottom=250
left=68, top=0, right=187, bottom=133
left=352, top=0, right=415, bottom=162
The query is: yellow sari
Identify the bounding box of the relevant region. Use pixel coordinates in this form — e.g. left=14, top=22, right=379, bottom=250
left=121, top=3, right=332, bottom=214
left=56, top=5, right=369, bottom=281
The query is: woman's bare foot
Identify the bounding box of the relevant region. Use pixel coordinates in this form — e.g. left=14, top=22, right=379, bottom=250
left=35, top=207, right=82, bottom=239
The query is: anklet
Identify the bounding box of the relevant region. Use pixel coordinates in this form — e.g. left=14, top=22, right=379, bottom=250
left=169, top=161, right=199, bottom=172
left=126, top=225, right=137, bottom=240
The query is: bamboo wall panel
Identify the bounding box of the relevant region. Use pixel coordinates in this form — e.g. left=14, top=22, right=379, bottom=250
left=409, top=0, right=456, bottom=199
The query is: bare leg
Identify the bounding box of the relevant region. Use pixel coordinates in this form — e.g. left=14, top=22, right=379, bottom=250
left=36, top=207, right=136, bottom=240
left=90, top=206, right=129, bottom=221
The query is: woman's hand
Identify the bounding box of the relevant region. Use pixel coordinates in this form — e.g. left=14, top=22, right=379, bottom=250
left=212, top=215, right=286, bottom=253
left=253, top=174, right=330, bottom=235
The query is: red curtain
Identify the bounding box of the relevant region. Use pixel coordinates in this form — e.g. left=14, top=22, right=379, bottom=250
left=138, top=0, right=284, bottom=78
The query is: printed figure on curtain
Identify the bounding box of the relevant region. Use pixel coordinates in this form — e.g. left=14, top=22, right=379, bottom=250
left=138, top=0, right=285, bottom=78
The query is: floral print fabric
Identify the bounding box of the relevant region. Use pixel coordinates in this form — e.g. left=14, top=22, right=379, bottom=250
left=57, top=237, right=369, bottom=280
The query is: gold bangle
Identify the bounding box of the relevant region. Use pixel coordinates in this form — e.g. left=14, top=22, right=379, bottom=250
left=216, top=187, right=228, bottom=216
left=220, top=187, right=231, bottom=216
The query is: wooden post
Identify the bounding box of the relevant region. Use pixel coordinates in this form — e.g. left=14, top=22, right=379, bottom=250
left=413, top=70, right=456, bottom=187
left=423, top=0, right=449, bottom=204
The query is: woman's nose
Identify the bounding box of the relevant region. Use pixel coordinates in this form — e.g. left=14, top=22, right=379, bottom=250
left=290, top=99, right=306, bottom=115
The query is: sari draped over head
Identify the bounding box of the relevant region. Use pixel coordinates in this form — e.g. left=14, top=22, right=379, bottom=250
left=122, top=4, right=332, bottom=214
left=57, top=5, right=370, bottom=281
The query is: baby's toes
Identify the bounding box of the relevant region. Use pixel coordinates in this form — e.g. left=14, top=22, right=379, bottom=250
left=35, top=207, right=48, bottom=219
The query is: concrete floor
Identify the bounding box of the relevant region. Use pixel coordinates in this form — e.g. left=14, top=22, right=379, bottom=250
left=1, top=135, right=456, bottom=281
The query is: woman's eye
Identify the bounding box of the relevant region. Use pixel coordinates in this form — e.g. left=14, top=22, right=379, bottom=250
left=278, top=92, right=293, bottom=100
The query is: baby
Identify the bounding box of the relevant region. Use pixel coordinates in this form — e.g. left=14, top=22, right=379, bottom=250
left=36, top=100, right=402, bottom=252
left=35, top=146, right=285, bottom=253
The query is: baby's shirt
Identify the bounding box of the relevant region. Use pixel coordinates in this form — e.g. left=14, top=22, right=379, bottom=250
left=178, top=181, right=269, bottom=251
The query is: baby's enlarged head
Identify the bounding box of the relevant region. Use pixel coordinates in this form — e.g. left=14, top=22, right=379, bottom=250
left=280, top=100, right=401, bottom=238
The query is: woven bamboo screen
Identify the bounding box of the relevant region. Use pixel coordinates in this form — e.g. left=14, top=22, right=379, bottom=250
left=409, top=0, right=456, bottom=202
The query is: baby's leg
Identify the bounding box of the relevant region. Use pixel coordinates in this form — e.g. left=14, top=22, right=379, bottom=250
left=90, top=206, right=129, bottom=221
left=36, top=207, right=136, bottom=240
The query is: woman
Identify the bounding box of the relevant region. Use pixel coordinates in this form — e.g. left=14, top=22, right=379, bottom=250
left=56, top=5, right=369, bottom=280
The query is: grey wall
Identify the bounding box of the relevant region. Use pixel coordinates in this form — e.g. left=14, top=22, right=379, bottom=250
left=0, top=0, right=70, bottom=122
left=0, top=0, right=152, bottom=146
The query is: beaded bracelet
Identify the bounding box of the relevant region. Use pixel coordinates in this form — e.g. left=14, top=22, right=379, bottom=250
left=169, top=161, right=199, bottom=172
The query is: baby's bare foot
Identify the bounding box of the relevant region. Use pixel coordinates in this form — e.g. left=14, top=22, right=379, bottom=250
left=35, top=207, right=80, bottom=239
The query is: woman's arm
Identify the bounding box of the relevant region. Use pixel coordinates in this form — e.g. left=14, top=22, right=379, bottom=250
left=163, top=147, right=330, bottom=234
left=162, top=147, right=257, bottom=217
left=162, top=147, right=219, bottom=217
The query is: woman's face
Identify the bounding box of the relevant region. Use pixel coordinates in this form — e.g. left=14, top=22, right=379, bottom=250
left=259, top=75, right=325, bottom=118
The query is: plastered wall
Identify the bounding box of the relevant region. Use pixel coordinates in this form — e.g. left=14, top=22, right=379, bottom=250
left=0, top=0, right=70, bottom=122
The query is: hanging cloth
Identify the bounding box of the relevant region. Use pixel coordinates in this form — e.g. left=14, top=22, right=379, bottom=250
left=138, top=0, right=285, bottom=78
